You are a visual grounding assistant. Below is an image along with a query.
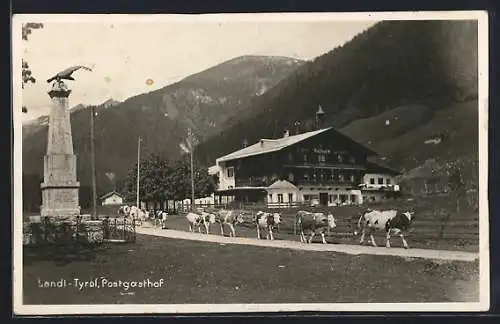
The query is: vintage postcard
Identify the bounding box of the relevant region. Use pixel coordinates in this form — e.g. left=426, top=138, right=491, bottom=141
left=12, top=11, right=489, bottom=315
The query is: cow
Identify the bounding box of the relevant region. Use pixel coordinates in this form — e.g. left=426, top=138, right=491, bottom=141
left=118, top=205, right=131, bottom=217
left=200, top=211, right=217, bottom=234
left=254, top=211, right=281, bottom=240
left=160, top=210, right=168, bottom=229
left=215, top=209, right=245, bottom=237
left=129, top=206, right=148, bottom=226
left=354, top=209, right=416, bottom=249
left=295, top=210, right=336, bottom=244
left=185, top=212, right=206, bottom=233
left=153, top=210, right=163, bottom=227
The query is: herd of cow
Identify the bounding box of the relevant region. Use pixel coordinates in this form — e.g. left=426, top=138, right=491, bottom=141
left=117, top=205, right=416, bottom=249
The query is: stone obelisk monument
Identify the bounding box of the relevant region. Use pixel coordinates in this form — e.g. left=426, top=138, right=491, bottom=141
left=40, top=79, right=81, bottom=219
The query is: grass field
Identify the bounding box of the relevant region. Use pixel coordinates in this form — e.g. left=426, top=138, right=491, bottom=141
left=23, top=234, right=479, bottom=305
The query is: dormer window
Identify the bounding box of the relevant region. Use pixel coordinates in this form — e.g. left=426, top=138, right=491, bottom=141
left=227, top=167, right=234, bottom=178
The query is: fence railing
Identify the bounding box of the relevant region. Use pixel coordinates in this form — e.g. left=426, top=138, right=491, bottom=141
left=23, top=216, right=136, bottom=246
left=102, top=217, right=136, bottom=243
left=23, top=216, right=103, bottom=246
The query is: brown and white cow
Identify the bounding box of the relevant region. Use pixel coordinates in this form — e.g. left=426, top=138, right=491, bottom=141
left=215, top=209, right=245, bottom=237
left=118, top=205, right=131, bottom=217
left=295, top=210, right=336, bottom=244
left=355, top=209, right=415, bottom=249
left=160, top=210, right=168, bottom=229
left=200, top=211, right=217, bottom=234
left=185, top=212, right=208, bottom=233
left=254, top=211, right=281, bottom=240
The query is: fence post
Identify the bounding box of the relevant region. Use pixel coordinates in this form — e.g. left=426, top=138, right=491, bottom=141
left=294, top=214, right=297, bottom=236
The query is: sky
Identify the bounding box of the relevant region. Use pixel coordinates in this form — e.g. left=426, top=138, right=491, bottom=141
left=17, top=16, right=377, bottom=123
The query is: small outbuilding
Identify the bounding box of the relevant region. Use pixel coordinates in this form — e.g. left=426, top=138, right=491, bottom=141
left=100, top=191, right=124, bottom=206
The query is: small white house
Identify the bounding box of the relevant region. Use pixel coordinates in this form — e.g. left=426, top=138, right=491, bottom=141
left=100, top=191, right=124, bottom=206
left=266, top=180, right=300, bottom=207
left=359, top=162, right=401, bottom=203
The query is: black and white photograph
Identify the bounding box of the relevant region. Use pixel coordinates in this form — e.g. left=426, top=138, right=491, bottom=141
left=13, top=12, right=489, bottom=315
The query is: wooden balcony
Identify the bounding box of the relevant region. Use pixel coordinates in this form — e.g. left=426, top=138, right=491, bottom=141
left=283, top=163, right=366, bottom=170
left=235, top=178, right=359, bottom=188
left=296, top=180, right=358, bottom=187
left=235, top=179, right=273, bottom=188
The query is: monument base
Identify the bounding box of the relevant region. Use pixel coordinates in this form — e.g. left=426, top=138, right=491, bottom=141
left=40, top=182, right=81, bottom=219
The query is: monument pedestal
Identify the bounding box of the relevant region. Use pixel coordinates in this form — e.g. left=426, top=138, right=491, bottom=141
left=40, top=80, right=81, bottom=220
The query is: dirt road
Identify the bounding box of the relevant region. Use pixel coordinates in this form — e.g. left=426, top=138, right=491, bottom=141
left=136, top=225, right=479, bottom=262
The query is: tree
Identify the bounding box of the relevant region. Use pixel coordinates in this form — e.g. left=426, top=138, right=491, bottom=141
left=122, top=153, right=217, bottom=210
left=22, top=22, right=44, bottom=113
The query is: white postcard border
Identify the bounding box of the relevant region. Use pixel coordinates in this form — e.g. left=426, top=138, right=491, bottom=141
left=12, top=11, right=490, bottom=315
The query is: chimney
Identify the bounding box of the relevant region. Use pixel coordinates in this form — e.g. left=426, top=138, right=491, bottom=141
left=242, top=139, right=248, bottom=148
left=283, top=130, right=290, bottom=138
left=260, top=139, right=264, bottom=147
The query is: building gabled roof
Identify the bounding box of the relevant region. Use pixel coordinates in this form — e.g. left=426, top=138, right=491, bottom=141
left=267, top=180, right=298, bottom=190
left=365, top=161, right=401, bottom=175
left=216, top=127, right=377, bottom=163
left=99, top=191, right=123, bottom=200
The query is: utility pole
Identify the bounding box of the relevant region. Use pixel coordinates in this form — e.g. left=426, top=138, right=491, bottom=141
left=188, top=128, right=195, bottom=210
left=136, top=136, right=141, bottom=213
left=90, top=106, right=97, bottom=220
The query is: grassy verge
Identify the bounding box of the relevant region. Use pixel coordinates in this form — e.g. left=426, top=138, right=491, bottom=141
left=23, top=234, right=479, bottom=305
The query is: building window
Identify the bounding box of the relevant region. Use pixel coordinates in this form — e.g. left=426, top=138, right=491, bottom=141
left=349, top=156, right=356, bottom=164
left=319, top=170, right=325, bottom=181
left=288, top=153, right=293, bottom=162
left=227, top=167, right=234, bottom=178
left=386, top=178, right=391, bottom=185
left=339, top=173, right=345, bottom=183
left=370, top=178, right=375, bottom=185
left=350, top=195, right=356, bottom=203
left=304, top=195, right=311, bottom=201
left=303, top=154, right=308, bottom=163
left=288, top=193, right=293, bottom=202
left=318, top=154, right=326, bottom=164
left=277, top=194, right=284, bottom=203
left=304, top=172, right=309, bottom=180
left=288, top=172, right=295, bottom=182
left=337, top=154, right=343, bottom=163
left=350, top=174, right=355, bottom=183
left=378, top=177, right=384, bottom=185
left=269, top=194, right=272, bottom=201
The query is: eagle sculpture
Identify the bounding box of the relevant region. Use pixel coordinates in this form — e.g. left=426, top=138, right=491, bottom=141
left=46, top=65, right=93, bottom=83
